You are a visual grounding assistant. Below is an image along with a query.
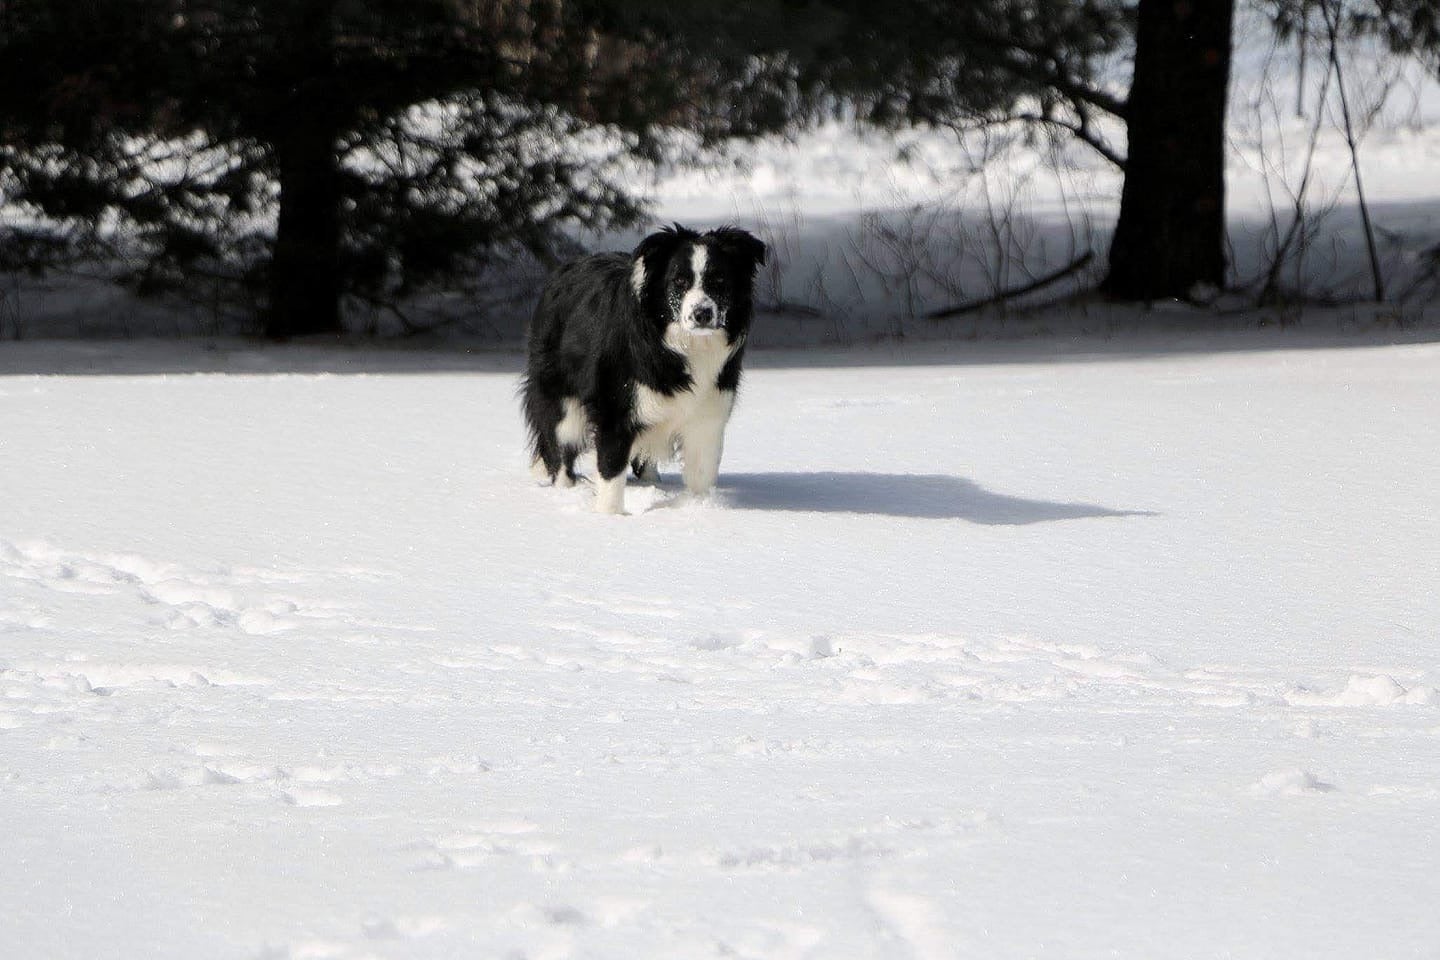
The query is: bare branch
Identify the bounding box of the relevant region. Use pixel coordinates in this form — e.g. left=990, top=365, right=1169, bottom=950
left=924, top=251, right=1095, bottom=321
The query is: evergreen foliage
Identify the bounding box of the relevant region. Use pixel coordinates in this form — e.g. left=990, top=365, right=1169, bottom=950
left=1, top=0, right=747, bottom=335
left=3, top=0, right=1436, bottom=328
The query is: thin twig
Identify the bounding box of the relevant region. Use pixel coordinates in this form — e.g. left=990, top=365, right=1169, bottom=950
left=1260, top=23, right=1335, bottom=305
left=1321, top=0, right=1385, bottom=302
left=924, top=250, right=1094, bottom=320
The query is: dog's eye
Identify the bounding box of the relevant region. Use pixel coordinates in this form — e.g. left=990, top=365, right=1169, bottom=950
left=671, top=276, right=688, bottom=292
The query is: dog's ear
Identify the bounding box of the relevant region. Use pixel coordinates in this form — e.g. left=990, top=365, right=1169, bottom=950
left=630, top=224, right=694, bottom=300
left=708, top=226, right=768, bottom=272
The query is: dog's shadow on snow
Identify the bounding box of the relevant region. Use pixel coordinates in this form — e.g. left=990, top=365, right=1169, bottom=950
left=716, top=472, right=1155, bottom=525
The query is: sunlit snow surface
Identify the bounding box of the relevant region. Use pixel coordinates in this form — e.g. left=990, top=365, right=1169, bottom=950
left=3, top=335, right=1438, bottom=958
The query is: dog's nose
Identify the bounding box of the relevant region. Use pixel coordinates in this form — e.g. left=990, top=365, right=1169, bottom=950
left=693, top=304, right=716, bottom=327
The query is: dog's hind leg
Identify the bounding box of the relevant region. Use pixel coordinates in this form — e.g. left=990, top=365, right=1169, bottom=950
left=631, top=457, right=660, bottom=484
left=560, top=446, right=581, bottom=488
left=552, top=397, right=591, bottom=488
left=629, top=427, right=673, bottom=485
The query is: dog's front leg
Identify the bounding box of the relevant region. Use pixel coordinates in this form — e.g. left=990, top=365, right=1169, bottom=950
left=680, top=398, right=733, bottom=495
left=594, top=428, right=635, bottom=514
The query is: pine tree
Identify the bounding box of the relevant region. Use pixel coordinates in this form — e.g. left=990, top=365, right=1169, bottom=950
left=785, top=0, right=1234, bottom=304
left=0, top=0, right=748, bottom=337
left=0, top=0, right=176, bottom=276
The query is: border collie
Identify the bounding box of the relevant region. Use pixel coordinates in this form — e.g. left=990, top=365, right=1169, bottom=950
left=522, top=224, right=767, bottom=514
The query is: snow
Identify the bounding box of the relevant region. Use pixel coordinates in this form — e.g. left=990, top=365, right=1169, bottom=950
left=4, top=334, right=1440, bottom=958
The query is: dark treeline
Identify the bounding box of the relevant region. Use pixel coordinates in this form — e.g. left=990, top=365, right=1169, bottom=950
left=1, top=1, right=1435, bottom=337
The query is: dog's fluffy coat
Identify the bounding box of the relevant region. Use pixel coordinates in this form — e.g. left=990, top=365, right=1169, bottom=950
left=522, top=224, right=766, bottom=513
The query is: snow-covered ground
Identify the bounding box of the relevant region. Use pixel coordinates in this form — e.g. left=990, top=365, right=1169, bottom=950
left=4, top=333, right=1439, bottom=958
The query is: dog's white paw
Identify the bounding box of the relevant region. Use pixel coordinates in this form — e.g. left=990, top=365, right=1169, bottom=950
left=594, top=475, right=627, bottom=515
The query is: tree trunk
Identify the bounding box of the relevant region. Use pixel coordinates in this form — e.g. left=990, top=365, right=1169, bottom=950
left=267, top=120, right=343, bottom=338
left=265, top=0, right=343, bottom=339
left=1102, top=0, right=1235, bottom=301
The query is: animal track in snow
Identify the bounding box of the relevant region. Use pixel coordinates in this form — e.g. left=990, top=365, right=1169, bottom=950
left=797, top=394, right=921, bottom=415
left=630, top=628, right=1440, bottom=724
left=1285, top=674, right=1436, bottom=707
left=1, top=537, right=369, bottom=637
left=256, top=914, right=450, bottom=960
left=415, top=821, right=561, bottom=871
left=14, top=661, right=265, bottom=693
left=707, top=815, right=988, bottom=873
left=281, top=787, right=345, bottom=808
left=125, top=756, right=405, bottom=809
left=1252, top=767, right=1337, bottom=796
left=451, top=593, right=1440, bottom=728
left=710, top=836, right=895, bottom=871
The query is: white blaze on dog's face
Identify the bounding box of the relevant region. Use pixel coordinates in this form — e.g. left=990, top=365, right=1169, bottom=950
left=665, top=242, right=728, bottom=336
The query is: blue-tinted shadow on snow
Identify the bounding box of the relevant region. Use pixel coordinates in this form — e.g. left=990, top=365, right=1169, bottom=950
left=719, top=472, right=1155, bottom=525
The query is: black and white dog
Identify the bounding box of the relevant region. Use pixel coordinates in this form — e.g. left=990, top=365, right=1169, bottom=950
left=522, top=224, right=766, bottom=514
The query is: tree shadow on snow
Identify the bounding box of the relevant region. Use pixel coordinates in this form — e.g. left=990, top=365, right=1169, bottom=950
left=719, top=472, right=1155, bottom=525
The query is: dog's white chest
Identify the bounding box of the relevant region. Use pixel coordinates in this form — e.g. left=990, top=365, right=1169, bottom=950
left=632, top=326, right=738, bottom=473
left=635, top=328, right=736, bottom=429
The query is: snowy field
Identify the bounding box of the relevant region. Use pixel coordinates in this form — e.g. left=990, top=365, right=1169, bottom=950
left=3, top=333, right=1440, bottom=959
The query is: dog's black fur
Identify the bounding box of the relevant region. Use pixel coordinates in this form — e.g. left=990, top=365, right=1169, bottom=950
left=522, top=224, right=766, bottom=512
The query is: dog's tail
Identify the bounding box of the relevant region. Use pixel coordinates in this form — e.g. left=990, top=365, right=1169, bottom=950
left=518, top=372, right=556, bottom=477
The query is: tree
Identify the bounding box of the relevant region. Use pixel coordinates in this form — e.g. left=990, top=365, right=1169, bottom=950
left=1361, top=0, right=1440, bottom=61
left=831, top=0, right=1434, bottom=305
left=1, top=0, right=730, bottom=337
left=779, top=1, right=1132, bottom=146
left=5, top=1, right=1159, bottom=330
left=1101, top=0, right=1236, bottom=301
left=0, top=0, right=177, bottom=276
left=751, top=0, right=1233, bottom=304
left=792, top=0, right=1233, bottom=304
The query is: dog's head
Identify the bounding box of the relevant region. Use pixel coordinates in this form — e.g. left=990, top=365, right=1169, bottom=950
left=631, top=224, right=767, bottom=342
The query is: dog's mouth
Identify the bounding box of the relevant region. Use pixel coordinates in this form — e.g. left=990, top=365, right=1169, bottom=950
left=667, top=318, right=730, bottom=350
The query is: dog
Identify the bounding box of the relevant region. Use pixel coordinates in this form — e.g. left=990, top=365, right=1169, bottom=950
left=522, top=224, right=767, bottom=514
